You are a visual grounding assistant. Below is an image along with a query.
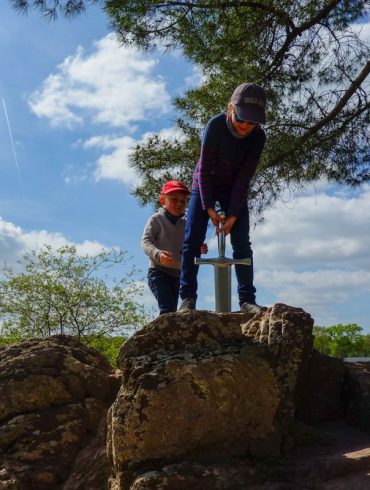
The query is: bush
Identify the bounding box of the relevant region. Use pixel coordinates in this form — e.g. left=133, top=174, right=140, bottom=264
left=84, top=335, right=126, bottom=367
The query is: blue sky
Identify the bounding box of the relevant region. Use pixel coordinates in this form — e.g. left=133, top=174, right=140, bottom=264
left=1, top=2, right=370, bottom=329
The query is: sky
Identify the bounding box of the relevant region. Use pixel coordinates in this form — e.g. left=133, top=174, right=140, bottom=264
left=0, top=2, right=369, bottom=330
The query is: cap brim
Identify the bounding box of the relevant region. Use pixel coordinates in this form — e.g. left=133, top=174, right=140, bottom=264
left=235, top=105, right=266, bottom=124
left=164, top=187, right=190, bottom=194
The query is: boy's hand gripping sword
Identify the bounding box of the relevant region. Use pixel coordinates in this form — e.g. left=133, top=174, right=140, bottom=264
left=195, top=209, right=251, bottom=312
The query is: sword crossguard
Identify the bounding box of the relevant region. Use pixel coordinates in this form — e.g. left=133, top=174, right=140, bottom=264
left=195, top=257, right=251, bottom=268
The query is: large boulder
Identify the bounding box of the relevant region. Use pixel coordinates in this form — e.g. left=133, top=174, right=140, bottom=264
left=242, top=303, right=314, bottom=424
left=295, top=349, right=345, bottom=424
left=108, top=304, right=314, bottom=489
left=344, top=361, right=370, bottom=434
left=2, top=308, right=370, bottom=490
left=0, top=335, right=119, bottom=490
left=121, top=424, right=370, bottom=490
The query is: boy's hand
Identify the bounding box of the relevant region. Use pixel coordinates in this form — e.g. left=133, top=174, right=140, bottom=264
left=200, top=243, right=208, bottom=254
left=207, top=208, right=225, bottom=228
left=159, top=251, right=174, bottom=266
left=218, top=215, right=237, bottom=236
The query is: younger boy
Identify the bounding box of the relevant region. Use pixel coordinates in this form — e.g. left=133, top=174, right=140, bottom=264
left=142, top=180, right=206, bottom=314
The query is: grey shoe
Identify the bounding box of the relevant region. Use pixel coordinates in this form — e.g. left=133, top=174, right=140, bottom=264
left=240, top=302, right=264, bottom=315
left=178, top=297, right=196, bottom=311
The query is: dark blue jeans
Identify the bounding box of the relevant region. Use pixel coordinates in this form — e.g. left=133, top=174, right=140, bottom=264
left=148, top=267, right=180, bottom=314
left=180, top=190, right=256, bottom=306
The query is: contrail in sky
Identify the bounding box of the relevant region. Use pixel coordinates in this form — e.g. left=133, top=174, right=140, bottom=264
left=2, top=97, right=25, bottom=198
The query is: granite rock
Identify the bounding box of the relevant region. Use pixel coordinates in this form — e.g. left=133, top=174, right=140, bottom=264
left=0, top=335, right=119, bottom=490
left=108, top=305, right=314, bottom=488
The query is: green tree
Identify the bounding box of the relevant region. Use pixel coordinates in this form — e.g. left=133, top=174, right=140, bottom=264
left=362, top=334, right=370, bottom=356
left=313, top=325, right=331, bottom=355
left=11, top=1, right=370, bottom=217
left=314, top=323, right=364, bottom=359
left=0, top=245, right=148, bottom=343
left=86, top=334, right=127, bottom=366
left=9, top=0, right=98, bottom=19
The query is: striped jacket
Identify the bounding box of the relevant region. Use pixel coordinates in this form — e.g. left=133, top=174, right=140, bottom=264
left=192, top=113, right=266, bottom=216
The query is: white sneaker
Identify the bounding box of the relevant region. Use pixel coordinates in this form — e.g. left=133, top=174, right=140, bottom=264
left=240, top=302, right=263, bottom=315
left=178, top=298, right=196, bottom=311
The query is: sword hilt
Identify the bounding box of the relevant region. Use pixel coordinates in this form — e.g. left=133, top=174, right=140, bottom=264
left=195, top=207, right=251, bottom=268
left=217, top=210, right=226, bottom=257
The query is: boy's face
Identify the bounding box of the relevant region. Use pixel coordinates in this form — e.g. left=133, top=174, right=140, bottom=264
left=160, top=190, right=188, bottom=216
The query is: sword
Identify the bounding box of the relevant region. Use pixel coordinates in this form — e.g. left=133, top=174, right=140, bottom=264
left=195, top=209, right=251, bottom=312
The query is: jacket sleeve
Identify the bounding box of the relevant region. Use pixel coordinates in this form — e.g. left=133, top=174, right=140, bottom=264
left=228, top=130, right=266, bottom=217
left=198, top=117, right=220, bottom=210
left=141, top=216, right=162, bottom=262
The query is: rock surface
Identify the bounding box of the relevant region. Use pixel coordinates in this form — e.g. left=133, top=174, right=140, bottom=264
left=0, top=335, right=119, bottom=490
left=295, top=348, right=345, bottom=424
left=2, top=306, right=370, bottom=490
left=344, top=361, right=370, bottom=434
left=242, top=303, right=314, bottom=424
left=122, top=421, right=370, bottom=489
left=108, top=304, right=314, bottom=489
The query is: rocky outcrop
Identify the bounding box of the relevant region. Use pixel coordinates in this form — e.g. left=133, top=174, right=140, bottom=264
left=242, top=303, right=314, bottom=425
left=295, top=348, right=345, bottom=424
left=2, top=306, right=370, bottom=490
left=0, top=335, right=119, bottom=490
left=123, top=420, right=370, bottom=489
left=344, top=361, right=370, bottom=434
left=108, top=304, right=314, bottom=489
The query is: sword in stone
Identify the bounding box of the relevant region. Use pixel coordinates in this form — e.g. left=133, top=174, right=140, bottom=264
left=195, top=210, right=251, bottom=312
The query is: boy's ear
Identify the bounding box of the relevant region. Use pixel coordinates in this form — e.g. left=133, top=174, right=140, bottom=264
left=159, top=194, right=166, bottom=206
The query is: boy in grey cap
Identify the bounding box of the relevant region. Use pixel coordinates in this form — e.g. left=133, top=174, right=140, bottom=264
left=142, top=180, right=207, bottom=314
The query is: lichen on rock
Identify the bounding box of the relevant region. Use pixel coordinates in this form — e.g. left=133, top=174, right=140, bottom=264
left=108, top=306, right=314, bottom=488
left=0, top=335, right=120, bottom=490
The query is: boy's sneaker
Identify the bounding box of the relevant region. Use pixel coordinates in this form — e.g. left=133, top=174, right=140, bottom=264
left=240, top=302, right=264, bottom=315
left=178, top=298, right=196, bottom=311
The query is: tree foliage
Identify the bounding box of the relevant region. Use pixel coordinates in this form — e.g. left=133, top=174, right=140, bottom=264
left=11, top=1, right=370, bottom=218
left=313, top=323, right=365, bottom=359
left=85, top=334, right=126, bottom=366
left=9, top=0, right=100, bottom=19
left=0, top=245, right=147, bottom=341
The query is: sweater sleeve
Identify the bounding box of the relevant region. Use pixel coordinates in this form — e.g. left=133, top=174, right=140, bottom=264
left=197, top=117, right=220, bottom=210
left=141, top=215, right=162, bottom=262
left=228, top=129, right=266, bottom=217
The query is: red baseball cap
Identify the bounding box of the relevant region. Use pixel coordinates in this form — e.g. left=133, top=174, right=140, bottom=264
left=161, top=180, right=190, bottom=195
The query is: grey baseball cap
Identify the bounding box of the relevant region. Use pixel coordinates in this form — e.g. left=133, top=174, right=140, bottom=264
left=231, top=83, right=266, bottom=124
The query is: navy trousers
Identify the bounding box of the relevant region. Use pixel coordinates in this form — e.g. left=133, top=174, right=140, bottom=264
left=148, top=267, right=180, bottom=314
left=180, top=190, right=256, bottom=305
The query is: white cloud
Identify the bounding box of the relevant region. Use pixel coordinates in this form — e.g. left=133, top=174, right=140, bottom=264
left=354, top=18, right=370, bottom=43
left=248, top=184, right=370, bottom=324
left=81, top=126, right=182, bottom=187
left=83, top=134, right=138, bottom=186
left=184, top=65, right=207, bottom=88
left=253, top=184, right=370, bottom=270
left=28, top=33, right=193, bottom=188
left=29, top=34, right=171, bottom=129
left=0, top=217, right=108, bottom=270
left=256, top=268, right=370, bottom=306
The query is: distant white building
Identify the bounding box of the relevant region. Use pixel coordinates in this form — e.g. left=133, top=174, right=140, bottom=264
left=345, top=357, right=370, bottom=363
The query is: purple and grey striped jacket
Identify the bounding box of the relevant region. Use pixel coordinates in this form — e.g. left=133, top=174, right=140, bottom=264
left=192, top=113, right=266, bottom=216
